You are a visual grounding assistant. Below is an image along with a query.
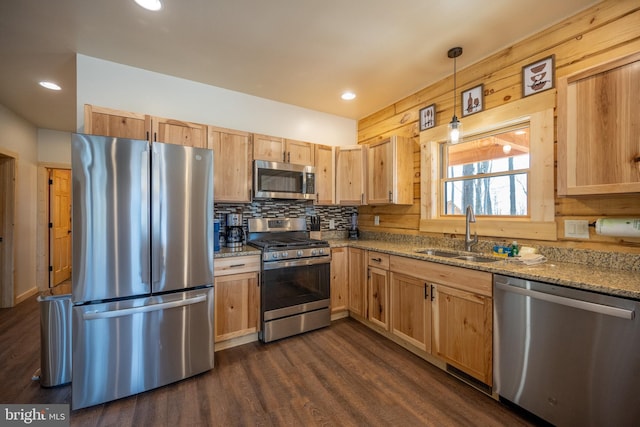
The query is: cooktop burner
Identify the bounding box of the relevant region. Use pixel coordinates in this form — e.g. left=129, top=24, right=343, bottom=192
left=247, top=217, right=330, bottom=262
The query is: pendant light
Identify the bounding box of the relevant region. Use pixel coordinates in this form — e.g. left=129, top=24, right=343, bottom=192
left=447, top=47, right=463, bottom=144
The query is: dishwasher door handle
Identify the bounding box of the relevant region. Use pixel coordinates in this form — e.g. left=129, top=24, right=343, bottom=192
left=495, top=282, right=635, bottom=320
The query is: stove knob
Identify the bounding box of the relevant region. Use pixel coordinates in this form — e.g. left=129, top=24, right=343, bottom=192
left=311, top=249, right=318, bottom=256
left=282, top=252, right=288, bottom=258
left=271, top=253, right=279, bottom=259
left=319, top=248, right=325, bottom=254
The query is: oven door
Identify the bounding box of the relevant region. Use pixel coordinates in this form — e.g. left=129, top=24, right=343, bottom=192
left=261, top=257, right=330, bottom=321
left=261, top=257, right=330, bottom=342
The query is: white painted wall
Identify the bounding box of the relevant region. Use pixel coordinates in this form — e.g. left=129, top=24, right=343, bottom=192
left=38, top=129, right=71, bottom=165
left=76, top=55, right=356, bottom=147
left=0, top=104, right=38, bottom=299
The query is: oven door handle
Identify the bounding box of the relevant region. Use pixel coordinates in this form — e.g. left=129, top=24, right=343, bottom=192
left=262, top=256, right=331, bottom=270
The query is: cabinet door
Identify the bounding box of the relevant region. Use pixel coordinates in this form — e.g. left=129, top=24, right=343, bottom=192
left=315, top=144, right=335, bottom=205
left=367, top=138, right=393, bottom=204
left=208, top=126, right=252, bottom=202
left=347, top=248, right=366, bottom=317
left=214, top=271, right=259, bottom=343
left=336, top=145, right=366, bottom=205
left=390, top=272, right=431, bottom=353
left=285, top=139, right=315, bottom=165
left=253, top=134, right=285, bottom=162
left=367, top=136, right=414, bottom=205
left=84, top=105, right=149, bottom=140
left=368, top=265, right=389, bottom=330
left=558, top=52, right=640, bottom=195
left=432, top=283, right=492, bottom=385
left=330, top=247, right=349, bottom=313
left=152, top=116, right=207, bottom=148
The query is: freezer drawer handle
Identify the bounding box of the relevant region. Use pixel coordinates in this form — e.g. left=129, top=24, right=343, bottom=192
left=495, top=282, right=634, bottom=320
left=82, top=294, right=207, bottom=320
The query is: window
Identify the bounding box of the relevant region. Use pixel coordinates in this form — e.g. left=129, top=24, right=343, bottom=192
left=419, top=92, right=557, bottom=241
left=442, top=126, right=530, bottom=216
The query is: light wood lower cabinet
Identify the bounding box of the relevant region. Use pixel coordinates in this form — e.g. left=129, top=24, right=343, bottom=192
left=213, top=255, right=260, bottom=343
left=390, top=272, right=432, bottom=353
left=347, top=247, right=366, bottom=317
left=389, top=255, right=493, bottom=386
left=367, top=252, right=390, bottom=330
left=432, top=283, right=492, bottom=385
left=330, top=247, right=349, bottom=314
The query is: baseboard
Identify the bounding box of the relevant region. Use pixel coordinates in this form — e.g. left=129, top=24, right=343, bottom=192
left=214, top=333, right=259, bottom=351
left=15, top=287, right=39, bottom=305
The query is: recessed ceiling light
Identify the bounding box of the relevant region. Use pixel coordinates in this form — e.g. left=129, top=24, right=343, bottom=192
left=341, top=92, right=356, bottom=101
left=39, top=81, right=61, bottom=91
left=134, top=0, right=162, bottom=11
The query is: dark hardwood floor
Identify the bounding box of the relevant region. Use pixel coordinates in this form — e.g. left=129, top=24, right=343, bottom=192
left=1, top=296, right=538, bottom=426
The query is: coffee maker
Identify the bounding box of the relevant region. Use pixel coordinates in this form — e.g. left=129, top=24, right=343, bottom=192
left=226, top=213, right=245, bottom=248
left=348, top=212, right=359, bottom=240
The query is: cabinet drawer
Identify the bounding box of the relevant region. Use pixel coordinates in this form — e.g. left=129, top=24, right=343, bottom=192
left=367, top=251, right=390, bottom=269
left=390, top=255, right=492, bottom=297
left=214, top=255, right=260, bottom=277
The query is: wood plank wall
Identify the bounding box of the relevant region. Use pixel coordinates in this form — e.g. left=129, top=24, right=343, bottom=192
left=357, top=0, right=640, bottom=252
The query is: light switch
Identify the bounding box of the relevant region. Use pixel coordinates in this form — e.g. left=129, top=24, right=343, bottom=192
left=564, top=220, right=590, bottom=239
left=329, top=219, right=335, bottom=229
left=374, top=216, right=380, bottom=226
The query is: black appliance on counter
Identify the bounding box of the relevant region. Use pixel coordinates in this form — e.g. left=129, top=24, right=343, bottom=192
left=247, top=217, right=331, bottom=342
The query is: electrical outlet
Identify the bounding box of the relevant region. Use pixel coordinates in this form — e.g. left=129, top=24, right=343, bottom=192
left=374, top=215, right=380, bottom=226
left=329, top=219, right=335, bottom=229
left=564, top=220, right=590, bottom=239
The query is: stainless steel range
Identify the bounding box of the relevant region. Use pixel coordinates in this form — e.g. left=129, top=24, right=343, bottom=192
left=248, top=217, right=331, bottom=342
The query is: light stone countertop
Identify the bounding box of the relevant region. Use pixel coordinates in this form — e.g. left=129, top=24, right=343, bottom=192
left=212, top=239, right=640, bottom=300
left=328, top=239, right=640, bottom=301
left=214, top=246, right=261, bottom=258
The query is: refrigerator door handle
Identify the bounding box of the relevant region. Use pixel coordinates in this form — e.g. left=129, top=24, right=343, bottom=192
left=141, top=147, right=151, bottom=286
left=82, top=294, right=207, bottom=320
left=150, top=147, right=162, bottom=285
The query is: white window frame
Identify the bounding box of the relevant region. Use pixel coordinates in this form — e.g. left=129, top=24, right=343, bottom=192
left=420, top=90, right=557, bottom=241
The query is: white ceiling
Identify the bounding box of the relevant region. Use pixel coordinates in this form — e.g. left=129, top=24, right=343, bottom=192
left=0, top=0, right=598, bottom=132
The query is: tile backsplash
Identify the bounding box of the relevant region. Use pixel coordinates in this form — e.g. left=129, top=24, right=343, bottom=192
left=215, top=200, right=357, bottom=235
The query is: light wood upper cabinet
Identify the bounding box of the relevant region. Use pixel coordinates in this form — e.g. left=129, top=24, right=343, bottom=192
left=84, top=105, right=207, bottom=148
left=366, top=136, right=414, bottom=205
left=84, top=105, right=149, bottom=140
left=330, top=247, right=349, bottom=314
left=253, top=134, right=285, bottom=162
left=151, top=116, right=207, bottom=148
left=208, top=126, right=252, bottom=203
left=558, top=52, right=640, bottom=196
left=314, top=144, right=335, bottom=205
left=336, top=145, right=367, bottom=205
left=285, top=139, right=315, bottom=165
left=253, top=134, right=315, bottom=165
left=348, top=247, right=366, bottom=318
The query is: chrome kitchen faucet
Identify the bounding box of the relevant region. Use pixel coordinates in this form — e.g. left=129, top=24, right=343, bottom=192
left=465, top=205, right=478, bottom=252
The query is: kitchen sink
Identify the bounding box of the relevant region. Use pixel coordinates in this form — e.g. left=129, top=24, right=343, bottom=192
left=454, top=255, right=501, bottom=263
left=416, top=248, right=502, bottom=263
left=415, top=248, right=461, bottom=258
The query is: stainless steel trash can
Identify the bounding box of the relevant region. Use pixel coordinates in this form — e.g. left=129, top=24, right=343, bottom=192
left=37, top=286, right=72, bottom=387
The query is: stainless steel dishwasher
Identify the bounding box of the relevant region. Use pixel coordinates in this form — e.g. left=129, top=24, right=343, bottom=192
left=494, top=274, right=639, bottom=427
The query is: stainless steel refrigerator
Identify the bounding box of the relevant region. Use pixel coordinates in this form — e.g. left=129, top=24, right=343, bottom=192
left=71, top=133, right=214, bottom=410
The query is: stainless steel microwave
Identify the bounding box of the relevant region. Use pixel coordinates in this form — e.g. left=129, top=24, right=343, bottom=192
left=253, top=160, right=316, bottom=200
